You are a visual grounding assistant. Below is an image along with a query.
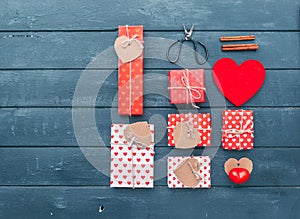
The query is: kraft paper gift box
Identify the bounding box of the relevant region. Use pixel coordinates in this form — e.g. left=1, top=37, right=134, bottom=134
left=168, top=156, right=211, bottom=188
left=110, top=122, right=154, bottom=188
left=117, top=25, right=144, bottom=116
left=222, top=109, right=254, bottom=150
left=168, top=69, right=205, bottom=108
left=168, top=113, right=211, bottom=147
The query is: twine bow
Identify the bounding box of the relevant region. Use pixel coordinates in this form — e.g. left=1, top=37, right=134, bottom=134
left=121, top=34, right=144, bottom=49
left=187, top=161, right=202, bottom=182
left=168, top=70, right=205, bottom=108
left=222, top=111, right=254, bottom=149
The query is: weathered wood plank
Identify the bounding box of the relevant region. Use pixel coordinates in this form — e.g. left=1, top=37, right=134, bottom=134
left=0, top=32, right=298, bottom=69
left=0, top=70, right=299, bottom=107
left=0, top=187, right=299, bottom=219
left=0, top=0, right=299, bottom=30
left=0, top=108, right=298, bottom=147
left=0, top=147, right=299, bottom=186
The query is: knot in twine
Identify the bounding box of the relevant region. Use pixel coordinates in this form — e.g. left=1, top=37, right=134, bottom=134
left=187, top=161, right=208, bottom=186
left=121, top=34, right=144, bottom=49
left=168, top=70, right=205, bottom=108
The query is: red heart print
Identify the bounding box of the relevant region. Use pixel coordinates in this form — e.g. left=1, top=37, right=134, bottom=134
left=146, top=159, right=150, bottom=162
left=228, top=168, right=250, bottom=184
left=136, top=169, right=141, bottom=173
left=123, top=152, right=127, bottom=156
left=212, top=58, right=265, bottom=106
left=118, top=181, right=122, bottom=185
left=145, top=182, right=150, bottom=185
left=141, top=153, right=145, bottom=156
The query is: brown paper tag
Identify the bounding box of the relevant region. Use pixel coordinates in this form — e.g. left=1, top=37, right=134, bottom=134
left=114, top=36, right=143, bottom=63
left=173, top=122, right=200, bottom=149
left=174, top=158, right=199, bottom=188
left=224, top=157, right=253, bottom=175
left=124, top=122, right=151, bottom=147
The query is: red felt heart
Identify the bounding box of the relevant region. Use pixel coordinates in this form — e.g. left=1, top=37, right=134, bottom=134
left=212, top=58, right=265, bottom=106
left=228, top=168, right=250, bottom=184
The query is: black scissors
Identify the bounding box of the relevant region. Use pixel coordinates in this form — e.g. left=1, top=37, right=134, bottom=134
left=166, top=24, right=209, bottom=65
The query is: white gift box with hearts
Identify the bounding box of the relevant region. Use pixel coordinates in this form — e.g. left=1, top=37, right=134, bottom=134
left=168, top=156, right=211, bottom=188
left=110, top=124, right=155, bottom=188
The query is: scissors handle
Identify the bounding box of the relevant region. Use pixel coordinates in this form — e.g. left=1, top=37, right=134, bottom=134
left=192, top=39, right=209, bottom=65
left=166, top=39, right=209, bottom=65
left=166, top=39, right=184, bottom=64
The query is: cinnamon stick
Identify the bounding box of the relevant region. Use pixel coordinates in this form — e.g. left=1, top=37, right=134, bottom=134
left=219, top=35, right=255, bottom=42
left=222, top=43, right=258, bottom=48
left=222, top=45, right=259, bottom=51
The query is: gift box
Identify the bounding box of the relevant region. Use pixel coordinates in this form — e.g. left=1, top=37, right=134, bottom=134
left=110, top=122, right=154, bottom=188
left=168, top=69, right=205, bottom=107
left=168, top=156, right=211, bottom=188
left=168, top=113, right=211, bottom=147
left=222, top=109, right=254, bottom=150
left=117, top=25, right=144, bottom=115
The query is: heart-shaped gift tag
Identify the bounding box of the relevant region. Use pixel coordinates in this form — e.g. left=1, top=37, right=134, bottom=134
left=114, top=36, right=143, bottom=63
left=174, top=158, right=200, bottom=188
left=124, top=122, right=151, bottom=147
left=173, top=122, right=200, bottom=149
left=212, top=58, right=265, bottom=106
left=224, top=157, right=253, bottom=184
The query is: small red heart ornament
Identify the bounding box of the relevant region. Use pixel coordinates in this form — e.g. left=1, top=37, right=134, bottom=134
left=228, top=168, right=250, bottom=184
left=212, top=58, right=266, bottom=106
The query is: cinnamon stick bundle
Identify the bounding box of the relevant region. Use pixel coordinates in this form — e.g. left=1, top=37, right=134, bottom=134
left=219, top=35, right=255, bottom=42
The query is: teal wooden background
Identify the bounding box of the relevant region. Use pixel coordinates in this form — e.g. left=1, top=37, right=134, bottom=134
left=0, top=0, right=299, bottom=218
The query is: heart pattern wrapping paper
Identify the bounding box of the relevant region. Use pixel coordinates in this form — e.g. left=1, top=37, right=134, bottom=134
left=168, top=156, right=211, bottom=188
left=222, top=109, right=254, bottom=150
left=168, top=113, right=211, bottom=147
left=110, top=124, right=154, bottom=188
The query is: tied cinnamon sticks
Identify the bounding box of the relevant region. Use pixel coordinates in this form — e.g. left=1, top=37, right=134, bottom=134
left=219, top=35, right=258, bottom=51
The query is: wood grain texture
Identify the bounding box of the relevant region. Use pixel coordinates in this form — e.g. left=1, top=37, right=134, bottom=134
left=0, top=70, right=299, bottom=107
left=0, top=108, right=299, bottom=147
left=0, top=32, right=299, bottom=69
left=0, top=0, right=299, bottom=30
left=0, top=0, right=299, bottom=218
left=0, top=147, right=299, bottom=186
left=0, top=187, right=299, bottom=219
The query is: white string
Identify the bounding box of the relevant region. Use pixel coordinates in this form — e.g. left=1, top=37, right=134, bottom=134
left=125, top=25, right=132, bottom=116
left=168, top=69, right=205, bottom=108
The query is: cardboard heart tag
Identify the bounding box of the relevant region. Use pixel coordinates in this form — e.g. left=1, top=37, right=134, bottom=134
left=224, top=157, right=253, bottom=175
left=173, top=122, right=200, bottom=149
left=174, top=158, right=199, bottom=188
left=124, top=122, right=151, bottom=147
left=114, top=36, right=143, bottom=63
left=212, top=58, right=265, bottom=106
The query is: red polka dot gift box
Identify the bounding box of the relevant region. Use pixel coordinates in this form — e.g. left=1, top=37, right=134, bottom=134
left=221, top=109, right=254, bottom=150
left=168, top=156, right=211, bottom=189
left=168, top=69, right=205, bottom=108
left=110, top=123, right=155, bottom=188
left=167, top=113, right=211, bottom=147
